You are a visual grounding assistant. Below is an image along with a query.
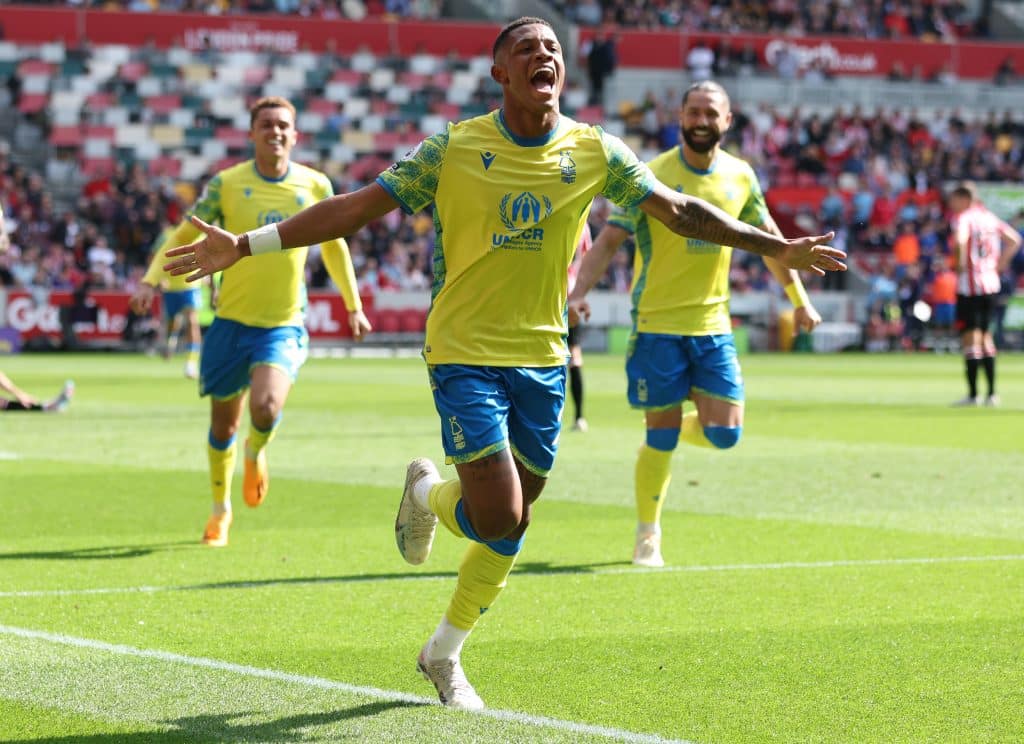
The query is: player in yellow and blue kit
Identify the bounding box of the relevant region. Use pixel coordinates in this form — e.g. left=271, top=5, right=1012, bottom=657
left=569, top=81, right=823, bottom=567
left=159, top=96, right=370, bottom=547
left=131, top=225, right=204, bottom=379
left=164, top=21, right=844, bottom=710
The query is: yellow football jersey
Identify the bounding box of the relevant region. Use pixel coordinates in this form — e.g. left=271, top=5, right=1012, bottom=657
left=610, top=147, right=768, bottom=336
left=377, top=110, right=655, bottom=367
left=142, top=226, right=192, bottom=292
left=191, top=160, right=335, bottom=328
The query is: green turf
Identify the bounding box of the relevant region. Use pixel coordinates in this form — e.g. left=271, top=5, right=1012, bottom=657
left=1, top=351, right=1022, bottom=743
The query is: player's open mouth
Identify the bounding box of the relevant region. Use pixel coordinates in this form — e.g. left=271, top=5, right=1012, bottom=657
left=530, top=68, right=557, bottom=94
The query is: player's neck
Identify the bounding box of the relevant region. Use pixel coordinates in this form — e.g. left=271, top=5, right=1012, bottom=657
left=254, top=155, right=290, bottom=180
left=501, top=107, right=560, bottom=141
left=681, top=145, right=717, bottom=172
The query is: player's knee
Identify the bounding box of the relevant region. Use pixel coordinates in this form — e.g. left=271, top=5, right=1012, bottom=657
left=646, top=427, right=680, bottom=452
left=704, top=425, right=742, bottom=449
left=471, top=506, right=522, bottom=542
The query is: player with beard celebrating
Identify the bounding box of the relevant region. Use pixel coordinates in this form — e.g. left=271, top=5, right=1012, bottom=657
left=568, top=81, right=822, bottom=567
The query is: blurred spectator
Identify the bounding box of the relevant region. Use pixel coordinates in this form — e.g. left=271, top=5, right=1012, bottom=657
left=584, top=27, right=617, bottom=108
left=685, top=40, right=715, bottom=81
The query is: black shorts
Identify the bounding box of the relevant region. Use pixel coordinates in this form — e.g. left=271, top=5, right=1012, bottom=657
left=567, top=324, right=580, bottom=348
left=955, top=293, right=995, bottom=332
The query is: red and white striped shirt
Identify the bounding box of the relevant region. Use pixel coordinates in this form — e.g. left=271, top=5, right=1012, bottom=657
left=952, top=204, right=1008, bottom=296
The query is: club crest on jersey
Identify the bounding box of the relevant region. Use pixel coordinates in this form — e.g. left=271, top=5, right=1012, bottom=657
left=480, top=151, right=497, bottom=170
left=493, top=191, right=552, bottom=251
left=558, top=150, right=576, bottom=184
left=258, top=210, right=287, bottom=225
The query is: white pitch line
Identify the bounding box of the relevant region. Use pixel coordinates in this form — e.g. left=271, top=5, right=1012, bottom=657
left=1, top=554, right=1022, bottom=600
left=0, top=624, right=691, bottom=744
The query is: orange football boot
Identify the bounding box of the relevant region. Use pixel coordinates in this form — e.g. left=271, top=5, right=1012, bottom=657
left=202, top=512, right=232, bottom=547
left=242, top=439, right=269, bottom=508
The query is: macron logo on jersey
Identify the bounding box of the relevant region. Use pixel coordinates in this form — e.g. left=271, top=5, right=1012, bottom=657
left=480, top=151, right=497, bottom=170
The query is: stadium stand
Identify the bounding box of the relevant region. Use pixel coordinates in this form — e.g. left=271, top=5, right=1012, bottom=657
left=1, top=5, right=1022, bottom=350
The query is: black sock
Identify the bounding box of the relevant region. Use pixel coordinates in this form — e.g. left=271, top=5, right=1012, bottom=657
left=2, top=400, right=43, bottom=411
left=569, top=365, right=584, bottom=420
left=982, top=356, right=996, bottom=396
left=965, top=357, right=980, bottom=398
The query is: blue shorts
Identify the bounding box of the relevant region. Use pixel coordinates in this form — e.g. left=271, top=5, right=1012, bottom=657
left=626, top=333, right=744, bottom=410
left=162, top=288, right=201, bottom=319
left=199, top=317, right=308, bottom=400
left=428, top=364, right=566, bottom=477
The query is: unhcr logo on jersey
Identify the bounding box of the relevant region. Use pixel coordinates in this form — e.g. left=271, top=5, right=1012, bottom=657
left=493, top=191, right=552, bottom=251
left=258, top=210, right=289, bottom=226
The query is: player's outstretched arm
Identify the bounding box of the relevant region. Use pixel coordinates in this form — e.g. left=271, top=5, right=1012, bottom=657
left=568, top=224, right=629, bottom=326
left=639, top=181, right=846, bottom=276
left=165, top=184, right=400, bottom=282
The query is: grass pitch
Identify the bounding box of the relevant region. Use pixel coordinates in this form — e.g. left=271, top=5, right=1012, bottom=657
left=1, top=351, right=1022, bottom=743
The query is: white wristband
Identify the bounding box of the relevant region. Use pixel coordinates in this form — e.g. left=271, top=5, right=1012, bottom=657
left=247, top=223, right=282, bottom=255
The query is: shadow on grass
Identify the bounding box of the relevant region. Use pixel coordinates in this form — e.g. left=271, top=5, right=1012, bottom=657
left=5, top=699, right=427, bottom=743
left=0, top=542, right=195, bottom=561
left=158, top=559, right=633, bottom=594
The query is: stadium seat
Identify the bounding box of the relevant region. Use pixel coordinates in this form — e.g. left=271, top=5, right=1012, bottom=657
left=118, top=61, right=148, bottom=83
left=80, top=157, right=116, bottom=179
left=151, top=125, right=185, bottom=148
left=50, top=126, right=84, bottom=148
left=375, top=309, right=401, bottom=333
left=145, top=95, right=182, bottom=116
left=398, top=307, right=427, bottom=333
left=18, top=94, right=49, bottom=114
left=214, top=127, right=249, bottom=150
left=146, top=154, right=182, bottom=177
left=17, top=59, right=54, bottom=77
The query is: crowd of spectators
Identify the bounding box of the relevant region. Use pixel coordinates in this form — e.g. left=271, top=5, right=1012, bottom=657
left=17, top=0, right=441, bottom=21
left=0, top=144, right=436, bottom=299
left=561, top=0, right=982, bottom=39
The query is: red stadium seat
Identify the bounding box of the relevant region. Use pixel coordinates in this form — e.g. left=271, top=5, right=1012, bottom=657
left=118, top=61, right=148, bottom=82
left=80, top=157, right=116, bottom=179
left=375, top=309, right=401, bottom=333
left=50, top=126, right=84, bottom=148
left=17, top=94, right=48, bottom=114
left=331, top=69, right=364, bottom=85
left=144, top=94, right=182, bottom=115
left=83, top=125, right=116, bottom=141
left=398, top=307, right=427, bottom=333
left=17, top=60, right=54, bottom=76
left=214, top=127, right=250, bottom=149
left=147, top=156, right=182, bottom=178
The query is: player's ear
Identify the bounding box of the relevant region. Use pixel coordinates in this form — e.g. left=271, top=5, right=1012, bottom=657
left=491, top=63, right=507, bottom=86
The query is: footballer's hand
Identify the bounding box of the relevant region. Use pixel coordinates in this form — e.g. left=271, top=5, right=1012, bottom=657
left=568, top=296, right=590, bottom=327
left=129, top=283, right=156, bottom=315
left=777, top=233, right=846, bottom=276
left=164, top=216, right=244, bottom=282
left=794, top=304, right=822, bottom=333
left=349, top=309, right=372, bottom=341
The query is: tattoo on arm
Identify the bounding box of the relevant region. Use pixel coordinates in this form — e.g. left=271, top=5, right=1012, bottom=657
left=670, top=198, right=782, bottom=258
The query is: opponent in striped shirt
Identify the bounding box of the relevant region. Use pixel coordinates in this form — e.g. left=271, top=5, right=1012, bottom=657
left=947, top=181, right=1021, bottom=406
left=162, top=18, right=845, bottom=711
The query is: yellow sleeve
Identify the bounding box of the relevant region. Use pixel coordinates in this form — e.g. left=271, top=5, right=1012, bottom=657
left=142, top=221, right=204, bottom=286
left=320, top=238, right=362, bottom=312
